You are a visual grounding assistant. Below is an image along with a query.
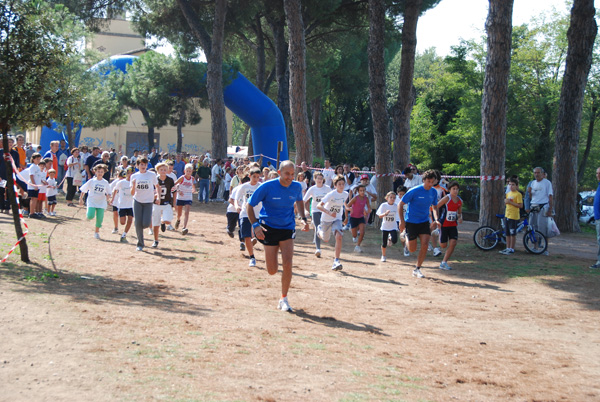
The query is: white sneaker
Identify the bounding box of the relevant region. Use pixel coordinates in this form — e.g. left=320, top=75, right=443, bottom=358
left=388, top=235, right=392, bottom=247
left=404, top=247, right=410, bottom=257
left=120, top=234, right=127, bottom=243
left=249, top=257, right=256, bottom=267
left=542, top=251, right=549, bottom=256
left=166, top=224, right=175, bottom=231
left=148, top=229, right=153, bottom=236
left=278, top=297, right=293, bottom=312
left=136, top=246, right=143, bottom=251
left=151, top=241, right=159, bottom=248
left=499, top=249, right=511, bottom=255
left=354, top=245, right=362, bottom=253
left=94, top=233, right=100, bottom=240
left=352, top=237, right=357, bottom=243
left=332, top=259, right=343, bottom=271
left=433, top=247, right=442, bottom=257
left=381, top=256, right=386, bottom=262
left=111, top=228, right=118, bottom=234
left=182, top=228, right=189, bottom=235
left=428, top=243, right=433, bottom=252
left=431, top=228, right=440, bottom=236
left=315, top=249, right=321, bottom=258
left=413, top=268, right=424, bottom=278
left=439, top=261, right=452, bottom=270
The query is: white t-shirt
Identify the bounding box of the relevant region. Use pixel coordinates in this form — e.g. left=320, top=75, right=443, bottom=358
left=235, top=182, right=261, bottom=219
left=116, top=179, right=133, bottom=209
left=299, top=180, right=307, bottom=195
left=404, top=175, right=423, bottom=189
left=46, top=178, right=58, bottom=197
left=227, top=185, right=241, bottom=213
left=167, top=172, right=178, bottom=183
left=66, top=156, right=81, bottom=178
left=110, top=179, right=121, bottom=208
left=530, top=178, right=553, bottom=205
left=131, top=171, right=158, bottom=203
left=27, top=164, right=42, bottom=190
left=377, top=202, right=398, bottom=231
left=211, top=164, right=221, bottom=182
left=322, top=168, right=335, bottom=188
left=320, top=189, right=348, bottom=223
left=224, top=173, right=233, bottom=190
left=394, top=198, right=407, bottom=223
left=303, top=184, right=331, bottom=215
left=38, top=169, right=47, bottom=194
left=80, top=177, right=110, bottom=208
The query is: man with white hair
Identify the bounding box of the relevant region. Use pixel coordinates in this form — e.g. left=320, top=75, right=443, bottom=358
left=93, top=151, right=112, bottom=181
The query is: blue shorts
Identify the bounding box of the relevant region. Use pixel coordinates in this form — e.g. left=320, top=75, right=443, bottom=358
left=176, top=199, right=192, bottom=206
left=27, top=189, right=39, bottom=198
left=239, top=217, right=252, bottom=239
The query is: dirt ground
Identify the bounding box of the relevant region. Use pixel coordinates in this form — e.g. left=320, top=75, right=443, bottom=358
left=1, top=199, right=600, bottom=402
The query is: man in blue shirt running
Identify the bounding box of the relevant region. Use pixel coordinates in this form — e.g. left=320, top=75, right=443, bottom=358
left=398, top=169, right=440, bottom=278
left=247, top=160, right=310, bottom=312
left=590, top=167, right=600, bottom=269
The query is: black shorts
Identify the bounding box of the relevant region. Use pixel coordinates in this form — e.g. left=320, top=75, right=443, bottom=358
left=440, top=226, right=458, bottom=243
left=112, top=205, right=119, bottom=212
left=349, top=216, right=365, bottom=228
left=405, top=221, right=431, bottom=241
left=27, top=189, right=39, bottom=199
left=118, top=208, right=134, bottom=217
left=47, top=195, right=57, bottom=205
left=505, top=218, right=519, bottom=236
left=257, top=223, right=296, bottom=246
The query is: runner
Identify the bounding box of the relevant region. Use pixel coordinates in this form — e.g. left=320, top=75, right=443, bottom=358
left=317, top=175, right=349, bottom=271
left=235, top=167, right=262, bottom=267
left=377, top=191, right=398, bottom=262
left=114, top=168, right=134, bottom=243
left=151, top=162, right=175, bottom=248
left=398, top=169, right=440, bottom=278
left=130, top=157, right=161, bottom=251
left=303, top=172, right=331, bottom=257
left=173, top=163, right=195, bottom=235
left=246, top=160, right=310, bottom=312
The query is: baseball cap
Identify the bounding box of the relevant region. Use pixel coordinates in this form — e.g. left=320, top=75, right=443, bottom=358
left=360, top=174, right=369, bottom=180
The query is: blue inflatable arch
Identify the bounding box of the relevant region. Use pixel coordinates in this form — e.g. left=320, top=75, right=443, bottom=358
left=40, top=55, right=288, bottom=164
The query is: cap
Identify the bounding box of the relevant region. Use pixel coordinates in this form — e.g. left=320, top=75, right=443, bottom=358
left=360, top=174, right=369, bottom=180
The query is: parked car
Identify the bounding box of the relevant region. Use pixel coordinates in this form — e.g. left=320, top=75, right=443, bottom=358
left=578, top=191, right=596, bottom=224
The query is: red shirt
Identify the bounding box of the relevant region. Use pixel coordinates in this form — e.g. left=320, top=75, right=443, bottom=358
left=442, top=196, right=462, bottom=227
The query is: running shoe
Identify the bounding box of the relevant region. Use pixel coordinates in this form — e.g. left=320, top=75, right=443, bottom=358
left=542, top=251, right=549, bottom=256
left=412, top=268, right=424, bottom=278
left=161, top=223, right=166, bottom=232
left=240, top=242, right=245, bottom=251
left=111, top=228, right=118, bottom=234
left=182, top=228, right=189, bottom=235
left=431, top=228, right=440, bottom=236
left=499, top=249, right=511, bottom=255
left=136, top=246, right=143, bottom=251
left=439, top=261, right=452, bottom=270
left=148, top=228, right=153, bottom=236
left=227, top=230, right=234, bottom=238
left=589, top=263, right=600, bottom=269
left=354, top=245, right=362, bottom=253
left=166, top=224, right=175, bottom=231
left=433, top=247, right=442, bottom=257
left=278, top=297, right=293, bottom=312
left=249, top=257, right=256, bottom=267
left=175, top=220, right=180, bottom=229
left=428, top=243, right=433, bottom=252
left=120, top=235, right=127, bottom=243
left=381, top=256, right=386, bottom=262
left=251, top=237, right=258, bottom=246
left=352, top=237, right=357, bottom=243
left=94, top=233, right=100, bottom=240
left=315, top=249, right=321, bottom=258
left=508, top=248, right=515, bottom=254
left=403, top=246, right=410, bottom=257
left=388, top=235, right=392, bottom=247
left=151, top=241, right=159, bottom=248
left=332, top=259, right=343, bottom=271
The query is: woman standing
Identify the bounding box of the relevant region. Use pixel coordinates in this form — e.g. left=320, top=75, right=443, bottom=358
left=65, top=148, right=82, bottom=207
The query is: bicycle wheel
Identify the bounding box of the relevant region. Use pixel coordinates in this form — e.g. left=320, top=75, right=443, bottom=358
left=473, top=226, right=500, bottom=251
left=523, top=229, right=548, bottom=254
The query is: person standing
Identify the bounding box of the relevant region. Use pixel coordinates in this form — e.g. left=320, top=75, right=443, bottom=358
left=65, top=148, right=82, bottom=207
left=43, top=141, right=59, bottom=176
left=196, top=159, right=211, bottom=203
left=247, top=160, right=310, bottom=312
left=85, top=147, right=101, bottom=180
left=322, top=159, right=334, bottom=188
left=590, top=167, right=600, bottom=269
left=398, top=170, right=440, bottom=278
left=527, top=167, right=553, bottom=255
left=210, top=159, right=223, bottom=201
left=56, top=139, right=70, bottom=191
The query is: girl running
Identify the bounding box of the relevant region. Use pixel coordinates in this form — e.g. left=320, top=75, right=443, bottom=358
left=317, top=175, right=348, bottom=271
left=114, top=168, right=134, bottom=242
left=437, top=181, right=463, bottom=270
left=377, top=192, right=398, bottom=262
left=173, top=163, right=195, bottom=235
left=303, top=172, right=331, bottom=257
left=347, top=184, right=370, bottom=253
left=79, top=164, right=111, bottom=239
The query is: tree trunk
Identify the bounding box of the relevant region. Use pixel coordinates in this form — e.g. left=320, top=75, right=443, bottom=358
left=267, top=12, right=292, bottom=152
left=578, top=91, right=599, bottom=184
left=284, top=0, right=313, bottom=166
left=311, top=96, right=324, bottom=160
left=240, top=124, right=250, bottom=146
left=66, top=123, right=74, bottom=149
left=552, top=0, right=597, bottom=232
left=1, top=127, right=30, bottom=263
left=254, top=13, right=266, bottom=92
left=479, top=0, right=513, bottom=227
left=392, top=0, right=422, bottom=171
left=139, top=107, right=155, bottom=150
left=176, top=102, right=186, bottom=153
left=368, top=0, right=392, bottom=221
left=248, top=134, right=254, bottom=158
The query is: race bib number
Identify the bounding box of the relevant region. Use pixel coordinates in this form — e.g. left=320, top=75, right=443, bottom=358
left=315, top=196, right=323, bottom=203
left=447, top=211, right=457, bottom=222
left=137, top=181, right=150, bottom=190
left=330, top=205, right=341, bottom=214
left=93, top=185, right=105, bottom=194
left=385, top=215, right=395, bottom=222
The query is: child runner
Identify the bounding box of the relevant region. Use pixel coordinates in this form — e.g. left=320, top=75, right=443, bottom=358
left=227, top=176, right=250, bottom=252
left=131, top=157, right=160, bottom=251
left=500, top=177, right=523, bottom=255
left=114, top=168, right=134, bottom=242
left=79, top=164, right=110, bottom=239
left=27, top=153, right=44, bottom=219
left=437, top=181, right=463, bottom=269
left=317, top=175, right=349, bottom=271
left=46, top=169, right=58, bottom=216
left=235, top=167, right=262, bottom=267
left=165, top=161, right=177, bottom=230
left=37, top=160, right=48, bottom=215
left=394, top=186, right=410, bottom=256
left=152, top=162, right=175, bottom=248
left=173, top=163, right=195, bottom=235
left=377, top=191, right=398, bottom=262
left=247, top=160, right=310, bottom=312
left=347, top=184, right=370, bottom=253
left=303, top=172, right=331, bottom=257
left=398, top=170, right=440, bottom=278
left=430, top=170, right=447, bottom=257
left=223, top=167, right=233, bottom=204
left=110, top=173, right=123, bottom=233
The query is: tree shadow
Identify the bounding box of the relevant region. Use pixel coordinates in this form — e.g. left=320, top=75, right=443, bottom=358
left=0, top=262, right=211, bottom=317
left=293, top=309, right=389, bottom=336
left=426, top=276, right=513, bottom=292
left=338, top=271, right=406, bottom=287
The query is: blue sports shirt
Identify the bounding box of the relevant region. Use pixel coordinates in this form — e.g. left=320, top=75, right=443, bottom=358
left=248, top=179, right=303, bottom=230
left=594, top=182, right=600, bottom=220
left=401, top=184, right=438, bottom=224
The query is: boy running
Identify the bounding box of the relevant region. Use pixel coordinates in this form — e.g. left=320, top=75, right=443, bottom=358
left=114, top=168, right=134, bottom=242
left=152, top=162, right=176, bottom=248
left=303, top=172, right=330, bottom=257
left=317, top=175, right=349, bottom=271
left=235, top=167, right=262, bottom=267
left=173, top=163, right=195, bottom=235
left=131, top=157, right=161, bottom=251
left=377, top=192, right=398, bottom=262
left=436, top=181, right=463, bottom=269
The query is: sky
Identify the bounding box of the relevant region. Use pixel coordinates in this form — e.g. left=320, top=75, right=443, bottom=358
left=416, top=0, right=582, bottom=57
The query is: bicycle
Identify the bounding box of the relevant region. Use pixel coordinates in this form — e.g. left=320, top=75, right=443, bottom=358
left=473, top=212, right=548, bottom=254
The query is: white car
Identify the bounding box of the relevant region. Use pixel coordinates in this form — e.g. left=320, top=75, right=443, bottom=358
left=579, top=191, right=596, bottom=225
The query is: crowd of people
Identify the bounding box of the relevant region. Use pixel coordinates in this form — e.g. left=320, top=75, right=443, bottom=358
left=2, top=133, right=577, bottom=310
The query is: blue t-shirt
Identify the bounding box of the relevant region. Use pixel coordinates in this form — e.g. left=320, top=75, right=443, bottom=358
left=173, top=161, right=186, bottom=177
left=594, top=183, right=600, bottom=220
left=248, top=179, right=303, bottom=230
left=401, top=184, right=438, bottom=224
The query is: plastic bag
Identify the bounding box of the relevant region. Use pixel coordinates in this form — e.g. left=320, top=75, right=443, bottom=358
left=547, top=216, right=560, bottom=238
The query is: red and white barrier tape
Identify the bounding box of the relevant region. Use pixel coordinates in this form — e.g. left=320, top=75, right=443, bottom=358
left=1, top=158, right=29, bottom=263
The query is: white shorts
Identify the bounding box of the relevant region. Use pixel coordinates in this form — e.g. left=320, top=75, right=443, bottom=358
left=317, top=220, right=343, bottom=243
left=152, top=204, right=174, bottom=226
